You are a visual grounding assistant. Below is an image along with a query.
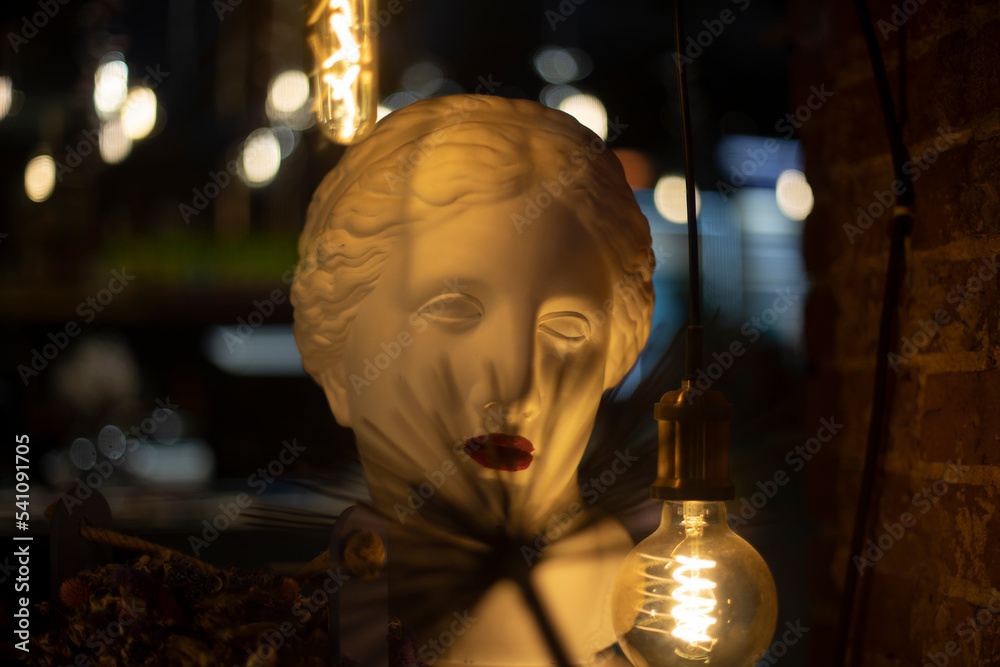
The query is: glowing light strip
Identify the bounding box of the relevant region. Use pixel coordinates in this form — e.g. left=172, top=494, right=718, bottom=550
left=308, top=0, right=375, bottom=144
left=670, top=555, right=718, bottom=645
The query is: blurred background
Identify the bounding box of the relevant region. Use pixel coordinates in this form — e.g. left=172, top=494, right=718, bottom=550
left=0, top=0, right=816, bottom=663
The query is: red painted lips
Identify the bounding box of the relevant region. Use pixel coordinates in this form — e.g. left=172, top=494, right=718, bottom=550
left=464, top=433, right=534, bottom=471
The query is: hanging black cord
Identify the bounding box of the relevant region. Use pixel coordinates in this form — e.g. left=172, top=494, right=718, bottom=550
left=834, top=1, right=914, bottom=664
left=674, top=0, right=703, bottom=377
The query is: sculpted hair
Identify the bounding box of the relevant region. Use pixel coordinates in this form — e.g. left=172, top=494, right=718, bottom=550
left=291, top=94, right=654, bottom=394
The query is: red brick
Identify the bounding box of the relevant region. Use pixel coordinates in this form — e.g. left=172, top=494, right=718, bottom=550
left=920, top=371, right=1000, bottom=466
left=794, top=1, right=1000, bottom=662
left=856, top=572, right=925, bottom=664
left=910, top=138, right=1000, bottom=250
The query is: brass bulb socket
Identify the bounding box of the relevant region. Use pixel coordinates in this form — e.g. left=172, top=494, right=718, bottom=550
left=651, top=383, right=735, bottom=501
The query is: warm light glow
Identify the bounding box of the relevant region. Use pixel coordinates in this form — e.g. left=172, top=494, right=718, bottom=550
left=241, top=128, right=282, bottom=186
left=0, top=76, right=12, bottom=121
left=654, top=175, right=700, bottom=224
left=558, top=93, right=607, bottom=140
left=121, top=86, right=157, bottom=139
left=99, top=117, right=132, bottom=164
left=308, top=0, right=377, bottom=144
left=94, top=56, right=129, bottom=120
left=611, top=501, right=777, bottom=666
left=24, top=154, right=56, bottom=202
left=775, top=169, right=814, bottom=220
left=268, top=69, right=311, bottom=115
left=670, top=555, right=718, bottom=648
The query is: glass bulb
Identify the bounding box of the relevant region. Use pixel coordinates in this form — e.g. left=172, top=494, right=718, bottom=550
left=611, top=501, right=777, bottom=666
left=307, top=0, right=377, bottom=145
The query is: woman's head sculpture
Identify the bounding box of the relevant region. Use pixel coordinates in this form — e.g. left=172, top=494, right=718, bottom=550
left=292, top=94, right=654, bottom=534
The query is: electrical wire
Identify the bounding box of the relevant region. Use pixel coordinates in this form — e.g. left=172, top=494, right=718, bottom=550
left=674, top=0, right=703, bottom=378
left=834, top=1, right=915, bottom=663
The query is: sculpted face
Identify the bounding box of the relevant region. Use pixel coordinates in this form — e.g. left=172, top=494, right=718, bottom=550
left=293, top=95, right=655, bottom=665
left=330, top=197, right=618, bottom=530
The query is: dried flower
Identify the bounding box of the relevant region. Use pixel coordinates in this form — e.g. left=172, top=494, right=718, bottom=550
left=59, top=577, right=91, bottom=608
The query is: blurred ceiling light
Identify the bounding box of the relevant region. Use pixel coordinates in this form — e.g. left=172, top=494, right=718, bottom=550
left=402, top=61, right=444, bottom=98
left=94, top=57, right=129, bottom=120
left=775, top=169, right=814, bottom=220
left=381, top=91, right=418, bottom=111
left=540, top=83, right=580, bottom=109
left=268, top=69, right=311, bottom=115
left=0, top=76, right=12, bottom=121
left=534, top=47, right=580, bottom=84
left=654, top=174, right=701, bottom=224
left=121, top=86, right=157, bottom=139
left=558, top=93, right=607, bottom=140
left=24, top=154, right=55, bottom=202
left=240, top=128, right=282, bottom=187
left=99, top=117, right=133, bottom=164
left=266, top=70, right=314, bottom=131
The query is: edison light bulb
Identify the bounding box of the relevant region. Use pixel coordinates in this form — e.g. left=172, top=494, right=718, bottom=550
left=611, top=500, right=777, bottom=666
left=307, top=0, right=377, bottom=144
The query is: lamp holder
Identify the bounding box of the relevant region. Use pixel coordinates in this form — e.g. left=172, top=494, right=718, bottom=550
left=651, top=381, right=735, bottom=502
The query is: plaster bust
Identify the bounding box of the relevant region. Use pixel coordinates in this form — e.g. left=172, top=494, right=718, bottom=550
left=292, top=94, right=654, bottom=666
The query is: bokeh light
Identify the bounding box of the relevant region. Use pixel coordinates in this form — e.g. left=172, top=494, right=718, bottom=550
left=121, top=86, right=157, bottom=140
left=268, top=69, right=310, bottom=115
left=540, top=84, right=580, bottom=109
left=24, top=154, right=56, bottom=202
left=558, top=93, right=607, bottom=140
left=0, top=76, right=11, bottom=121
left=654, top=175, right=701, bottom=224
left=534, top=47, right=582, bottom=84
left=98, top=425, right=127, bottom=460
left=99, top=116, right=133, bottom=164
left=70, top=437, right=97, bottom=470
left=240, top=128, right=281, bottom=186
left=775, top=169, right=814, bottom=220
left=94, top=56, right=128, bottom=120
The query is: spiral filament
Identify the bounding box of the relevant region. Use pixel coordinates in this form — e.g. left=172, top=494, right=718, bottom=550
left=630, top=551, right=719, bottom=662
left=307, top=0, right=377, bottom=144
left=612, top=500, right=778, bottom=667
left=670, top=555, right=718, bottom=652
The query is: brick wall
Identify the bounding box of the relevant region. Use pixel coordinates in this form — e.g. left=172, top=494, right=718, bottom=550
left=793, top=0, right=1000, bottom=663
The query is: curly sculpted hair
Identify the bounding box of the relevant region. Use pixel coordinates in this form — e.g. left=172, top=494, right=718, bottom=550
left=291, top=94, right=655, bottom=394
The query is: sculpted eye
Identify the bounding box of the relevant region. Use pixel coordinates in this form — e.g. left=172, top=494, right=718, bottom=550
left=538, top=312, right=591, bottom=343
left=419, top=293, right=484, bottom=325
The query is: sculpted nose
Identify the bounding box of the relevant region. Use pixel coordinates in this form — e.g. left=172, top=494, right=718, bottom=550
left=492, top=330, right=542, bottom=425
left=483, top=392, right=539, bottom=432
